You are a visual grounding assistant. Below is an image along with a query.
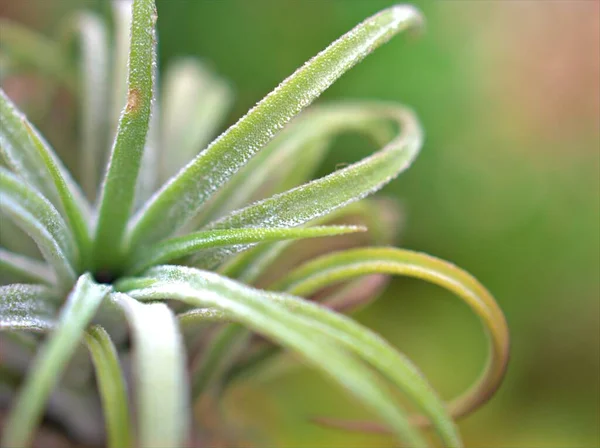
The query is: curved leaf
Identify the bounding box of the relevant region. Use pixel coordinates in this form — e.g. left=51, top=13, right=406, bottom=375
left=0, top=168, right=77, bottom=289
left=84, top=325, right=132, bottom=448
left=117, top=266, right=433, bottom=447
left=127, top=225, right=364, bottom=274
left=2, top=274, right=108, bottom=448
left=128, top=5, right=423, bottom=249
left=93, top=0, right=157, bottom=271
left=193, top=105, right=421, bottom=269
left=112, top=293, right=189, bottom=448
left=0, top=90, right=91, bottom=222
left=22, top=121, right=91, bottom=269
left=273, top=247, right=510, bottom=426
left=190, top=102, right=394, bottom=228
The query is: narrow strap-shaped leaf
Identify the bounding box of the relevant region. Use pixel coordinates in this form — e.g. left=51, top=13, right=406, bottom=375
left=2, top=274, right=108, bottom=448
left=127, top=225, right=364, bottom=275
left=0, top=19, right=73, bottom=85
left=273, top=247, right=510, bottom=426
left=0, top=248, right=54, bottom=285
left=93, top=0, right=157, bottom=271
left=22, top=122, right=92, bottom=269
left=111, top=293, right=189, bottom=448
left=0, top=90, right=92, bottom=221
left=218, top=197, right=401, bottom=284
left=134, top=30, right=161, bottom=210
left=160, top=59, right=233, bottom=184
left=190, top=102, right=394, bottom=228
left=84, top=325, right=132, bottom=448
left=194, top=105, right=422, bottom=269
left=128, top=6, right=423, bottom=249
left=0, top=168, right=77, bottom=289
left=62, top=12, right=110, bottom=201
left=117, top=266, right=432, bottom=447
left=0, top=284, right=57, bottom=332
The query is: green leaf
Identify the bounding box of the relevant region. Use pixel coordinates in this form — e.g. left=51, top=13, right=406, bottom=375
left=112, top=292, right=190, bottom=448
left=0, top=19, right=73, bottom=85
left=126, top=225, right=364, bottom=275
left=273, top=247, right=510, bottom=426
left=194, top=105, right=421, bottom=269
left=2, top=274, right=108, bottom=448
left=118, top=266, right=431, bottom=447
left=0, top=89, right=91, bottom=221
left=93, top=0, right=157, bottom=271
left=21, top=121, right=92, bottom=269
left=160, top=58, right=233, bottom=184
left=0, top=168, right=77, bottom=289
left=190, top=102, right=395, bottom=228
left=62, top=12, right=110, bottom=200
left=128, top=6, right=423, bottom=249
left=84, top=325, right=132, bottom=448
left=0, top=248, right=54, bottom=285
left=0, top=284, right=57, bottom=332
left=218, top=197, right=400, bottom=284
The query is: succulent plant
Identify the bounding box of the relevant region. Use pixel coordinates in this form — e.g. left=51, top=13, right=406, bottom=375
left=0, top=1, right=509, bottom=447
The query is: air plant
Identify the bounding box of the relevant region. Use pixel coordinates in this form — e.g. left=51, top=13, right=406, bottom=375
left=0, top=1, right=509, bottom=447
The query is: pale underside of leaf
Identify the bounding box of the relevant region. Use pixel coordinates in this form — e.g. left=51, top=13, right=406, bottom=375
left=111, top=292, right=190, bottom=448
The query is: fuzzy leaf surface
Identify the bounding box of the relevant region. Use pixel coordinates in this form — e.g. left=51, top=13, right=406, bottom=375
left=2, top=274, right=108, bottom=448
left=118, top=265, right=431, bottom=447
left=93, top=0, right=157, bottom=270
left=112, top=293, right=189, bottom=448
left=0, top=168, right=77, bottom=289
left=128, top=5, right=423, bottom=248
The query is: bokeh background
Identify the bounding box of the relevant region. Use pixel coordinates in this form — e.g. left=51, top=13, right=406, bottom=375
left=1, top=1, right=598, bottom=447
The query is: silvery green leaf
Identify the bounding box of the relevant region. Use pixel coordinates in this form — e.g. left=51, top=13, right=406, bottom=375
left=128, top=6, right=423, bottom=249
left=191, top=102, right=394, bottom=228
left=127, top=225, right=364, bottom=274
left=112, top=293, right=189, bottom=448
left=118, top=265, right=431, bottom=447
left=0, top=90, right=91, bottom=221
left=2, top=274, right=108, bottom=448
left=0, top=284, right=57, bottom=332
left=0, top=168, right=77, bottom=289
left=93, top=0, right=157, bottom=271
left=194, top=105, right=421, bottom=269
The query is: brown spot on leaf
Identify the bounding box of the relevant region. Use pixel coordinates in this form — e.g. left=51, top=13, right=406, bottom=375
left=126, top=88, right=141, bottom=112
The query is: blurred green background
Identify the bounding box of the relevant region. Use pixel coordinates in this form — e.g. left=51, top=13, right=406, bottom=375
left=2, top=1, right=598, bottom=446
